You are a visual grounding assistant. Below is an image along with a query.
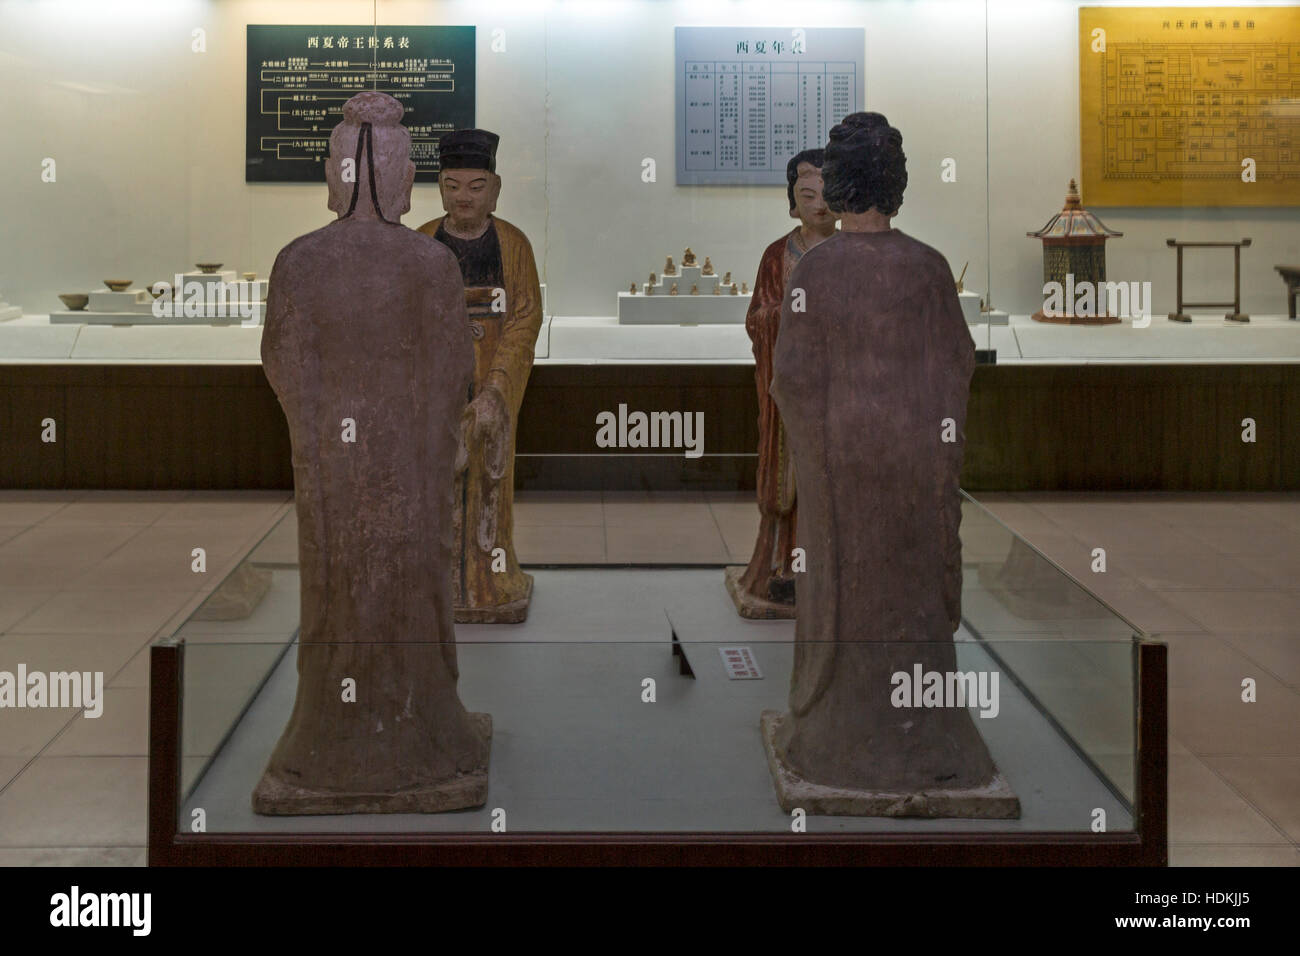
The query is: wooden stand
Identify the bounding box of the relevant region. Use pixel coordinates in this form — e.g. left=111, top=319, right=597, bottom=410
left=1167, top=238, right=1251, bottom=323
left=1276, top=265, right=1300, bottom=320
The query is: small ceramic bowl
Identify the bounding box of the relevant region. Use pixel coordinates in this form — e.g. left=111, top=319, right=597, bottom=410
left=59, top=293, right=89, bottom=311
left=242, top=272, right=256, bottom=282
left=149, top=283, right=167, bottom=299
left=196, top=263, right=223, bottom=274
left=103, top=279, right=132, bottom=292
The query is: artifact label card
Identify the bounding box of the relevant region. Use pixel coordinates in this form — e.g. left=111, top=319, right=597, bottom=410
left=718, top=645, right=764, bottom=680
left=675, top=26, right=865, bottom=185
left=246, top=24, right=475, bottom=183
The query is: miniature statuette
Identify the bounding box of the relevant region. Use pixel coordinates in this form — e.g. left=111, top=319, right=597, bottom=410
left=723, top=271, right=732, bottom=285
left=741, top=281, right=748, bottom=294
left=730, top=283, right=738, bottom=295
left=253, top=91, right=490, bottom=815
left=713, top=284, right=721, bottom=295
left=650, top=271, right=657, bottom=285
left=683, top=247, right=697, bottom=267
left=670, top=282, right=678, bottom=295
left=764, top=112, right=1018, bottom=819
left=419, top=127, right=541, bottom=623
left=664, top=256, right=676, bottom=275
left=690, top=284, right=699, bottom=295
left=630, top=282, right=637, bottom=294
left=702, top=256, right=715, bottom=275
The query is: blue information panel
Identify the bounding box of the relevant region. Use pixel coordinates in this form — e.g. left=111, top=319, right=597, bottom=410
left=675, top=26, right=864, bottom=185
left=246, top=24, right=475, bottom=183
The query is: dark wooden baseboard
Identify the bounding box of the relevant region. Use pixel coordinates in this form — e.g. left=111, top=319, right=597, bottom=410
left=2, top=362, right=1296, bottom=491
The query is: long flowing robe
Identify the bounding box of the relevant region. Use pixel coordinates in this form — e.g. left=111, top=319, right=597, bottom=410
left=738, top=229, right=804, bottom=602
left=417, top=214, right=541, bottom=618
left=769, top=229, right=996, bottom=794
left=254, top=218, right=489, bottom=808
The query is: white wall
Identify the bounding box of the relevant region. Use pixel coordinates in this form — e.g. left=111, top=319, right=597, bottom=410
left=0, top=0, right=1294, bottom=328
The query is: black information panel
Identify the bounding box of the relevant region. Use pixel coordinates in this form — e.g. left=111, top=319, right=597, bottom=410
left=246, top=24, right=475, bottom=183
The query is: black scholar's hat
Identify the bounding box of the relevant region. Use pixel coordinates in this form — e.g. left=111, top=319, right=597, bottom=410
left=438, top=128, right=500, bottom=173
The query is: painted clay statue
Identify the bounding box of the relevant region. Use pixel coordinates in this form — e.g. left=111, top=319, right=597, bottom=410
left=670, top=282, right=679, bottom=295
left=727, top=149, right=835, bottom=619
left=418, top=129, right=541, bottom=623
left=253, top=91, right=490, bottom=814
left=763, top=112, right=1018, bottom=818
left=723, top=271, right=732, bottom=285
left=690, top=283, right=699, bottom=295
left=630, top=282, right=637, bottom=294
left=683, top=247, right=697, bottom=267
left=702, top=256, right=714, bottom=276
left=664, top=256, right=676, bottom=275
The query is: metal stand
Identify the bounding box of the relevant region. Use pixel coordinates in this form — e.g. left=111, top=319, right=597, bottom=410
left=1276, top=265, right=1300, bottom=320
left=1167, top=238, right=1252, bottom=323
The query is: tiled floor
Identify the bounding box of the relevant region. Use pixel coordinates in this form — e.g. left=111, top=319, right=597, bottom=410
left=0, top=489, right=1295, bottom=866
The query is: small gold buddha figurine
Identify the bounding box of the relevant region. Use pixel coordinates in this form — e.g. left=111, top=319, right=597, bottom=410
left=712, top=283, right=721, bottom=295
left=664, top=256, right=676, bottom=275
left=702, top=257, right=714, bottom=276
left=730, top=283, right=739, bottom=296
left=670, top=283, right=678, bottom=296
left=690, top=284, right=699, bottom=295
left=630, top=282, right=637, bottom=294
left=683, top=247, right=697, bottom=267
left=741, top=281, right=749, bottom=294
left=722, top=271, right=732, bottom=285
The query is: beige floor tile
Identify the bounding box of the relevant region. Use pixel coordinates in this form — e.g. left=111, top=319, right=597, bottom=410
left=0, top=847, right=146, bottom=866
left=1181, top=519, right=1300, bottom=557
left=605, top=524, right=729, bottom=564
left=1113, top=550, right=1276, bottom=591
left=0, top=495, right=74, bottom=526
left=39, top=498, right=173, bottom=526
left=514, top=524, right=605, bottom=564
left=0, top=630, right=153, bottom=677
left=108, top=647, right=151, bottom=688
left=0, top=704, right=78, bottom=758
left=65, top=523, right=262, bottom=590
left=971, top=500, right=1067, bottom=536
left=13, top=588, right=195, bottom=635
left=1169, top=844, right=1300, bottom=866
left=246, top=511, right=299, bottom=566
left=1074, top=522, right=1212, bottom=559
left=1169, top=681, right=1300, bottom=756
left=0, top=527, right=25, bottom=547
left=0, top=525, right=143, bottom=588
left=601, top=498, right=716, bottom=530
left=1218, top=634, right=1300, bottom=690
left=0, top=756, right=32, bottom=787
left=712, top=514, right=761, bottom=562
left=0, top=756, right=146, bottom=846
left=0, top=588, right=57, bottom=634
left=46, top=687, right=148, bottom=757
left=1228, top=550, right=1300, bottom=590
left=1167, top=754, right=1290, bottom=844
left=1163, top=589, right=1300, bottom=634
left=1072, top=583, right=1207, bottom=635
left=1201, top=755, right=1300, bottom=842
left=513, top=492, right=604, bottom=527
left=153, top=495, right=290, bottom=527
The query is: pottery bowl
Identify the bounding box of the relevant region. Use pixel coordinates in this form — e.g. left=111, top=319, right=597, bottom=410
left=58, top=293, right=89, bottom=311
left=103, top=279, right=132, bottom=292
left=196, top=262, right=223, bottom=274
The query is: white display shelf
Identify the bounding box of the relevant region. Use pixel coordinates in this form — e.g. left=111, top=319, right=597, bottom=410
left=1, top=312, right=1296, bottom=366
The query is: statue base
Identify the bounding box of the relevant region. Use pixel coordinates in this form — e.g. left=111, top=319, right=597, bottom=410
left=193, top=562, right=272, bottom=621
left=455, top=574, right=534, bottom=624
left=251, top=713, right=492, bottom=815
left=723, top=566, right=795, bottom=620
left=760, top=710, right=1020, bottom=818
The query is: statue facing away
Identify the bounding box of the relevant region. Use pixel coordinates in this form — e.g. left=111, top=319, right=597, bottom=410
left=726, top=148, right=836, bottom=619
left=252, top=91, right=491, bottom=814
left=762, top=112, right=1018, bottom=818
left=418, top=129, right=542, bottom=623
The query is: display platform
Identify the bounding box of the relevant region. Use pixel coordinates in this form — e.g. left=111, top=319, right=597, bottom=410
left=6, top=310, right=1296, bottom=364
left=149, top=496, right=1167, bottom=865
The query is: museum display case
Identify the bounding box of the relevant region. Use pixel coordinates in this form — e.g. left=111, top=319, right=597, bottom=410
left=148, top=494, right=1166, bottom=864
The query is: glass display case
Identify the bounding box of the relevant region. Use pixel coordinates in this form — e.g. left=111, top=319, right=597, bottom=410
left=148, top=495, right=1167, bottom=864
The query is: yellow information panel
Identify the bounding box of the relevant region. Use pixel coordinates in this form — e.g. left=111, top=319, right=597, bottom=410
left=1080, top=6, right=1300, bottom=206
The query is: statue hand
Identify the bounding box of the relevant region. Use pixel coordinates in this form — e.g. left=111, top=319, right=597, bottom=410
left=466, top=384, right=510, bottom=481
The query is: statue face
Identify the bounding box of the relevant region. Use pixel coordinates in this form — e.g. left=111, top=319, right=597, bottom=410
left=791, top=161, right=836, bottom=228
left=439, top=169, right=500, bottom=229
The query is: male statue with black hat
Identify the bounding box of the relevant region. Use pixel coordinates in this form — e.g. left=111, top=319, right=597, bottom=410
left=419, top=128, right=541, bottom=624
left=726, top=148, right=838, bottom=619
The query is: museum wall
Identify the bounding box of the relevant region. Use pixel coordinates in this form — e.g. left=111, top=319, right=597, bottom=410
left=0, top=0, right=1295, bottom=322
